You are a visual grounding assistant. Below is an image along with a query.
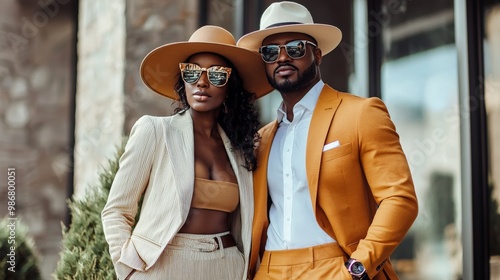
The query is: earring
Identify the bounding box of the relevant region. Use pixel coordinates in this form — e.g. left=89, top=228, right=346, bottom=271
left=223, top=101, right=228, bottom=114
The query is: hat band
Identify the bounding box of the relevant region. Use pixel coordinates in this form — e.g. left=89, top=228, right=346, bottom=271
left=264, top=22, right=303, bottom=29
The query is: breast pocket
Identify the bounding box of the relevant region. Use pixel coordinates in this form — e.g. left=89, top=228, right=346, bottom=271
left=321, top=142, right=352, bottom=162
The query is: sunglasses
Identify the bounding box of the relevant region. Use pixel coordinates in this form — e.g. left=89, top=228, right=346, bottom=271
left=179, top=63, right=232, bottom=87
left=259, top=40, right=317, bottom=63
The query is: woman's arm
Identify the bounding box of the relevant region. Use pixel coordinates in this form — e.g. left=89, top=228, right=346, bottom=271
left=101, top=116, right=157, bottom=278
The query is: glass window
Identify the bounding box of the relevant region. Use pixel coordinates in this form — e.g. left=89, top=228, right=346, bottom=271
left=378, top=0, right=462, bottom=279
left=205, top=0, right=241, bottom=36
left=484, top=2, right=500, bottom=278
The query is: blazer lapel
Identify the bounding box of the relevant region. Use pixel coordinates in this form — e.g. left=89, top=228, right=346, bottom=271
left=218, top=125, right=254, bottom=277
left=253, top=121, right=279, bottom=245
left=164, top=112, right=195, bottom=217
left=218, top=125, right=253, bottom=226
left=307, top=85, right=342, bottom=212
left=254, top=121, right=279, bottom=211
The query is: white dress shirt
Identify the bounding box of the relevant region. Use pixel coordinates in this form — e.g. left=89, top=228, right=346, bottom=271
left=266, top=80, right=336, bottom=250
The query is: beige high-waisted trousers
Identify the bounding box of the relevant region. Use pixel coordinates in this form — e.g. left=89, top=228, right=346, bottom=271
left=128, top=231, right=244, bottom=280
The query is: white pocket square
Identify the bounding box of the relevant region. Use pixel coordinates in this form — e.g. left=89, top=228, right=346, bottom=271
left=323, top=140, right=340, bottom=151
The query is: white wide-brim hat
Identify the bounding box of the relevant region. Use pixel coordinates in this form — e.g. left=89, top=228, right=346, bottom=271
left=140, top=25, right=273, bottom=100
left=237, top=1, right=342, bottom=56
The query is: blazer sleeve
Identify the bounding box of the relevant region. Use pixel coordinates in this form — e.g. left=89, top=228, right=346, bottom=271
left=351, top=98, right=418, bottom=278
left=101, top=116, right=157, bottom=277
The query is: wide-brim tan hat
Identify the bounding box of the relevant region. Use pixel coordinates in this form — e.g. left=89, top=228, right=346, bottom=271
left=140, top=25, right=273, bottom=99
left=237, top=1, right=342, bottom=56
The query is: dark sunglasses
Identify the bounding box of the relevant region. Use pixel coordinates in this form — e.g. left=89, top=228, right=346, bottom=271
left=179, top=63, right=232, bottom=87
left=259, top=40, right=317, bottom=63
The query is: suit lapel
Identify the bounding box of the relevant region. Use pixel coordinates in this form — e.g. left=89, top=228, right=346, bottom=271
left=252, top=121, right=279, bottom=253
left=218, top=125, right=253, bottom=225
left=254, top=121, right=279, bottom=211
left=307, top=85, right=342, bottom=212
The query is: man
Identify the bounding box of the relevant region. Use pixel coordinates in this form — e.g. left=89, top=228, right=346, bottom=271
left=237, top=2, right=418, bottom=279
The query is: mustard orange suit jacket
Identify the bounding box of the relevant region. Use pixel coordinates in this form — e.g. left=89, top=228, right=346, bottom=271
left=249, top=85, right=418, bottom=279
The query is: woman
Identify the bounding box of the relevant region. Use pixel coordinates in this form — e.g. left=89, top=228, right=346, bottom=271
left=101, top=25, right=272, bottom=280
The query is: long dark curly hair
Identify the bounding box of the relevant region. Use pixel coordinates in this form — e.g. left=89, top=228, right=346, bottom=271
left=173, top=54, right=260, bottom=171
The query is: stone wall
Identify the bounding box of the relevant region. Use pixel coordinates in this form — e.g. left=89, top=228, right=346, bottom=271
left=75, top=0, right=200, bottom=199
left=0, top=0, right=76, bottom=279
left=73, top=0, right=127, bottom=200
left=123, top=0, right=198, bottom=132
left=74, top=0, right=200, bottom=198
left=0, top=0, right=199, bottom=278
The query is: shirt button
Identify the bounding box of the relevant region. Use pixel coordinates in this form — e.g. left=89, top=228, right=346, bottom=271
left=287, top=197, right=290, bottom=200
left=286, top=173, right=289, bottom=177
left=286, top=148, right=290, bottom=152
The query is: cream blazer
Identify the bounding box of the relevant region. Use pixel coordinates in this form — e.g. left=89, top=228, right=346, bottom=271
left=102, top=112, right=254, bottom=280
left=249, top=85, right=418, bottom=279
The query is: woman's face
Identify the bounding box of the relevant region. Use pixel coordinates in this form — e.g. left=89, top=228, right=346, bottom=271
left=183, top=53, right=231, bottom=113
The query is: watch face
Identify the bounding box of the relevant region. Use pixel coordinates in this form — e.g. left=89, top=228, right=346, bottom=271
left=351, top=261, right=365, bottom=275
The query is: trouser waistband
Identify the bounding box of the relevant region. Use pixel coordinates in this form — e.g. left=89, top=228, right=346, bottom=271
left=261, top=242, right=346, bottom=266
left=170, top=231, right=235, bottom=252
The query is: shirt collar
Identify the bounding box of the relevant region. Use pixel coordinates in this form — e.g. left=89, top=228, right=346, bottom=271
left=277, top=80, right=325, bottom=122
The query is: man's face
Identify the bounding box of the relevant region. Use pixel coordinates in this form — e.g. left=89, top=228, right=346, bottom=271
left=261, top=32, right=322, bottom=94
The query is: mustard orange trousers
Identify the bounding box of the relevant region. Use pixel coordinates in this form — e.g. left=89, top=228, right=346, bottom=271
left=254, top=242, right=353, bottom=280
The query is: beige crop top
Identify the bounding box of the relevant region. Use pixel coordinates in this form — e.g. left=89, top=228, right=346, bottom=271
left=190, top=178, right=239, bottom=213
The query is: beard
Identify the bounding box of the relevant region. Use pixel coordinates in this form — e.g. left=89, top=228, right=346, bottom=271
left=267, top=61, right=317, bottom=94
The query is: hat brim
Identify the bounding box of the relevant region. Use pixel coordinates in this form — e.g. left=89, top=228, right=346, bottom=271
left=237, top=24, right=342, bottom=56
left=140, top=42, right=273, bottom=100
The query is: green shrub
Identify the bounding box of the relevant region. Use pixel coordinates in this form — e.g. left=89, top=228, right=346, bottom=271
left=55, top=142, right=125, bottom=280
left=0, top=218, right=42, bottom=280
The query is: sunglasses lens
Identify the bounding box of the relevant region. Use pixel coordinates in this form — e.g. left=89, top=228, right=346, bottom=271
left=180, top=63, right=230, bottom=87
left=260, top=41, right=309, bottom=63
left=182, top=69, right=201, bottom=83
left=208, top=69, right=229, bottom=87
left=260, top=45, right=280, bottom=63
left=181, top=63, right=202, bottom=83
left=285, top=40, right=307, bottom=59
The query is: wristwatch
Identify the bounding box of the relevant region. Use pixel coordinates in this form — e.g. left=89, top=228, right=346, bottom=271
left=345, top=258, right=369, bottom=279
